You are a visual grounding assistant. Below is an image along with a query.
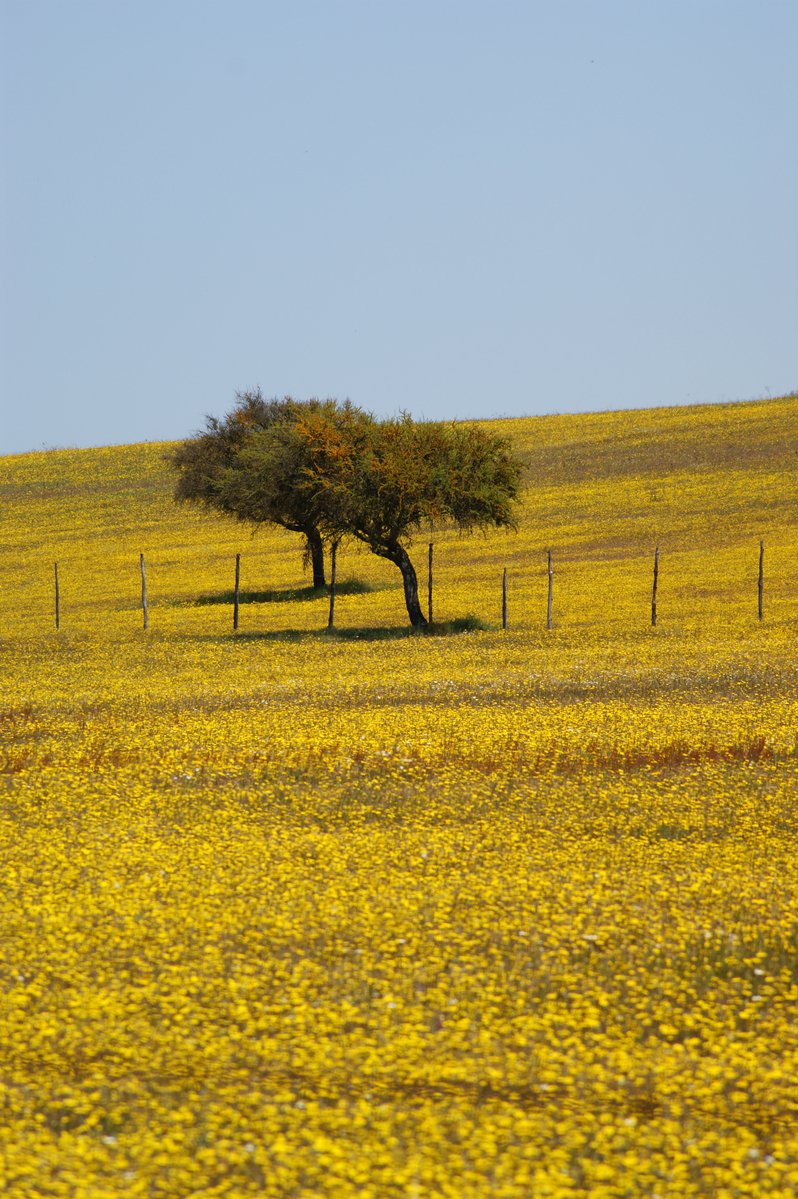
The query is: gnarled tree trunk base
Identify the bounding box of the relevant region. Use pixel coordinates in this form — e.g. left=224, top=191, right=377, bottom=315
left=304, top=528, right=326, bottom=589
left=385, top=541, right=428, bottom=629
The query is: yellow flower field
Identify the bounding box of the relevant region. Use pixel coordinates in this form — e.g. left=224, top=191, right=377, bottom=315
left=1, top=395, right=797, bottom=1196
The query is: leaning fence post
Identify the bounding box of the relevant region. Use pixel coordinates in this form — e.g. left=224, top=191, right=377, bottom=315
left=502, top=566, right=508, bottom=630
left=140, top=553, right=149, bottom=630
left=428, top=542, right=433, bottom=624
left=758, top=540, right=764, bottom=622
left=327, top=541, right=337, bottom=631
left=546, top=549, right=553, bottom=630
left=54, top=562, right=60, bottom=630
left=651, top=546, right=659, bottom=627
left=233, top=552, right=241, bottom=631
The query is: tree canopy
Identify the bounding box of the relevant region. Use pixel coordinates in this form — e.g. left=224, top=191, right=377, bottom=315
left=236, top=408, right=523, bottom=627
left=170, top=392, right=361, bottom=587
left=173, top=395, right=523, bottom=627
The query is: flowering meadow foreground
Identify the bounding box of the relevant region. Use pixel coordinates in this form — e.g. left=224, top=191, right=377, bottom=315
left=1, top=395, right=797, bottom=1197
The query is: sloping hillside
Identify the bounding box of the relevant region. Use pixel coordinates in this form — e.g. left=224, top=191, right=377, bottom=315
left=1, top=396, right=797, bottom=1198
left=1, top=393, right=796, bottom=638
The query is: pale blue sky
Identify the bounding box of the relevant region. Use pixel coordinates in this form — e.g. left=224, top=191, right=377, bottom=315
left=2, top=1, right=796, bottom=454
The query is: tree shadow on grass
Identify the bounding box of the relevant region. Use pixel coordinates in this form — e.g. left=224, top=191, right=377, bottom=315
left=209, top=615, right=489, bottom=643
left=194, top=578, right=386, bottom=606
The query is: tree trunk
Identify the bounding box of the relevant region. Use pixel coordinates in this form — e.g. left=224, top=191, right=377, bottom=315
left=386, top=541, right=428, bottom=628
left=304, top=527, right=326, bottom=588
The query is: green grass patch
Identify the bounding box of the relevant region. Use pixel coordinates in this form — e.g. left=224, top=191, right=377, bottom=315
left=203, top=614, right=490, bottom=643
left=195, top=578, right=384, bottom=606
left=324, top=614, right=490, bottom=640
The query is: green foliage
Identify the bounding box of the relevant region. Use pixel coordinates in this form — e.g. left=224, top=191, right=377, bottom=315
left=170, top=392, right=365, bottom=586
left=173, top=393, right=523, bottom=626
left=242, top=407, right=523, bottom=626
left=171, top=391, right=302, bottom=513
left=219, top=398, right=374, bottom=538
left=290, top=410, right=521, bottom=545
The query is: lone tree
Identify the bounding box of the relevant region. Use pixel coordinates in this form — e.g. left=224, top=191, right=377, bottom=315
left=243, top=409, right=523, bottom=627
left=171, top=391, right=361, bottom=588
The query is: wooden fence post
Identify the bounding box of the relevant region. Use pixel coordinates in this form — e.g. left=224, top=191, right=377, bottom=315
left=651, top=546, right=659, bottom=627
left=233, top=552, right=241, bottom=631
left=502, top=567, right=508, bottom=630
left=758, top=540, right=764, bottom=622
left=54, top=562, right=60, bottom=630
left=140, top=553, right=149, bottom=630
left=428, top=542, right=433, bottom=624
left=327, top=541, right=337, bottom=631
left=546, top=549, right=553, bottom=630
